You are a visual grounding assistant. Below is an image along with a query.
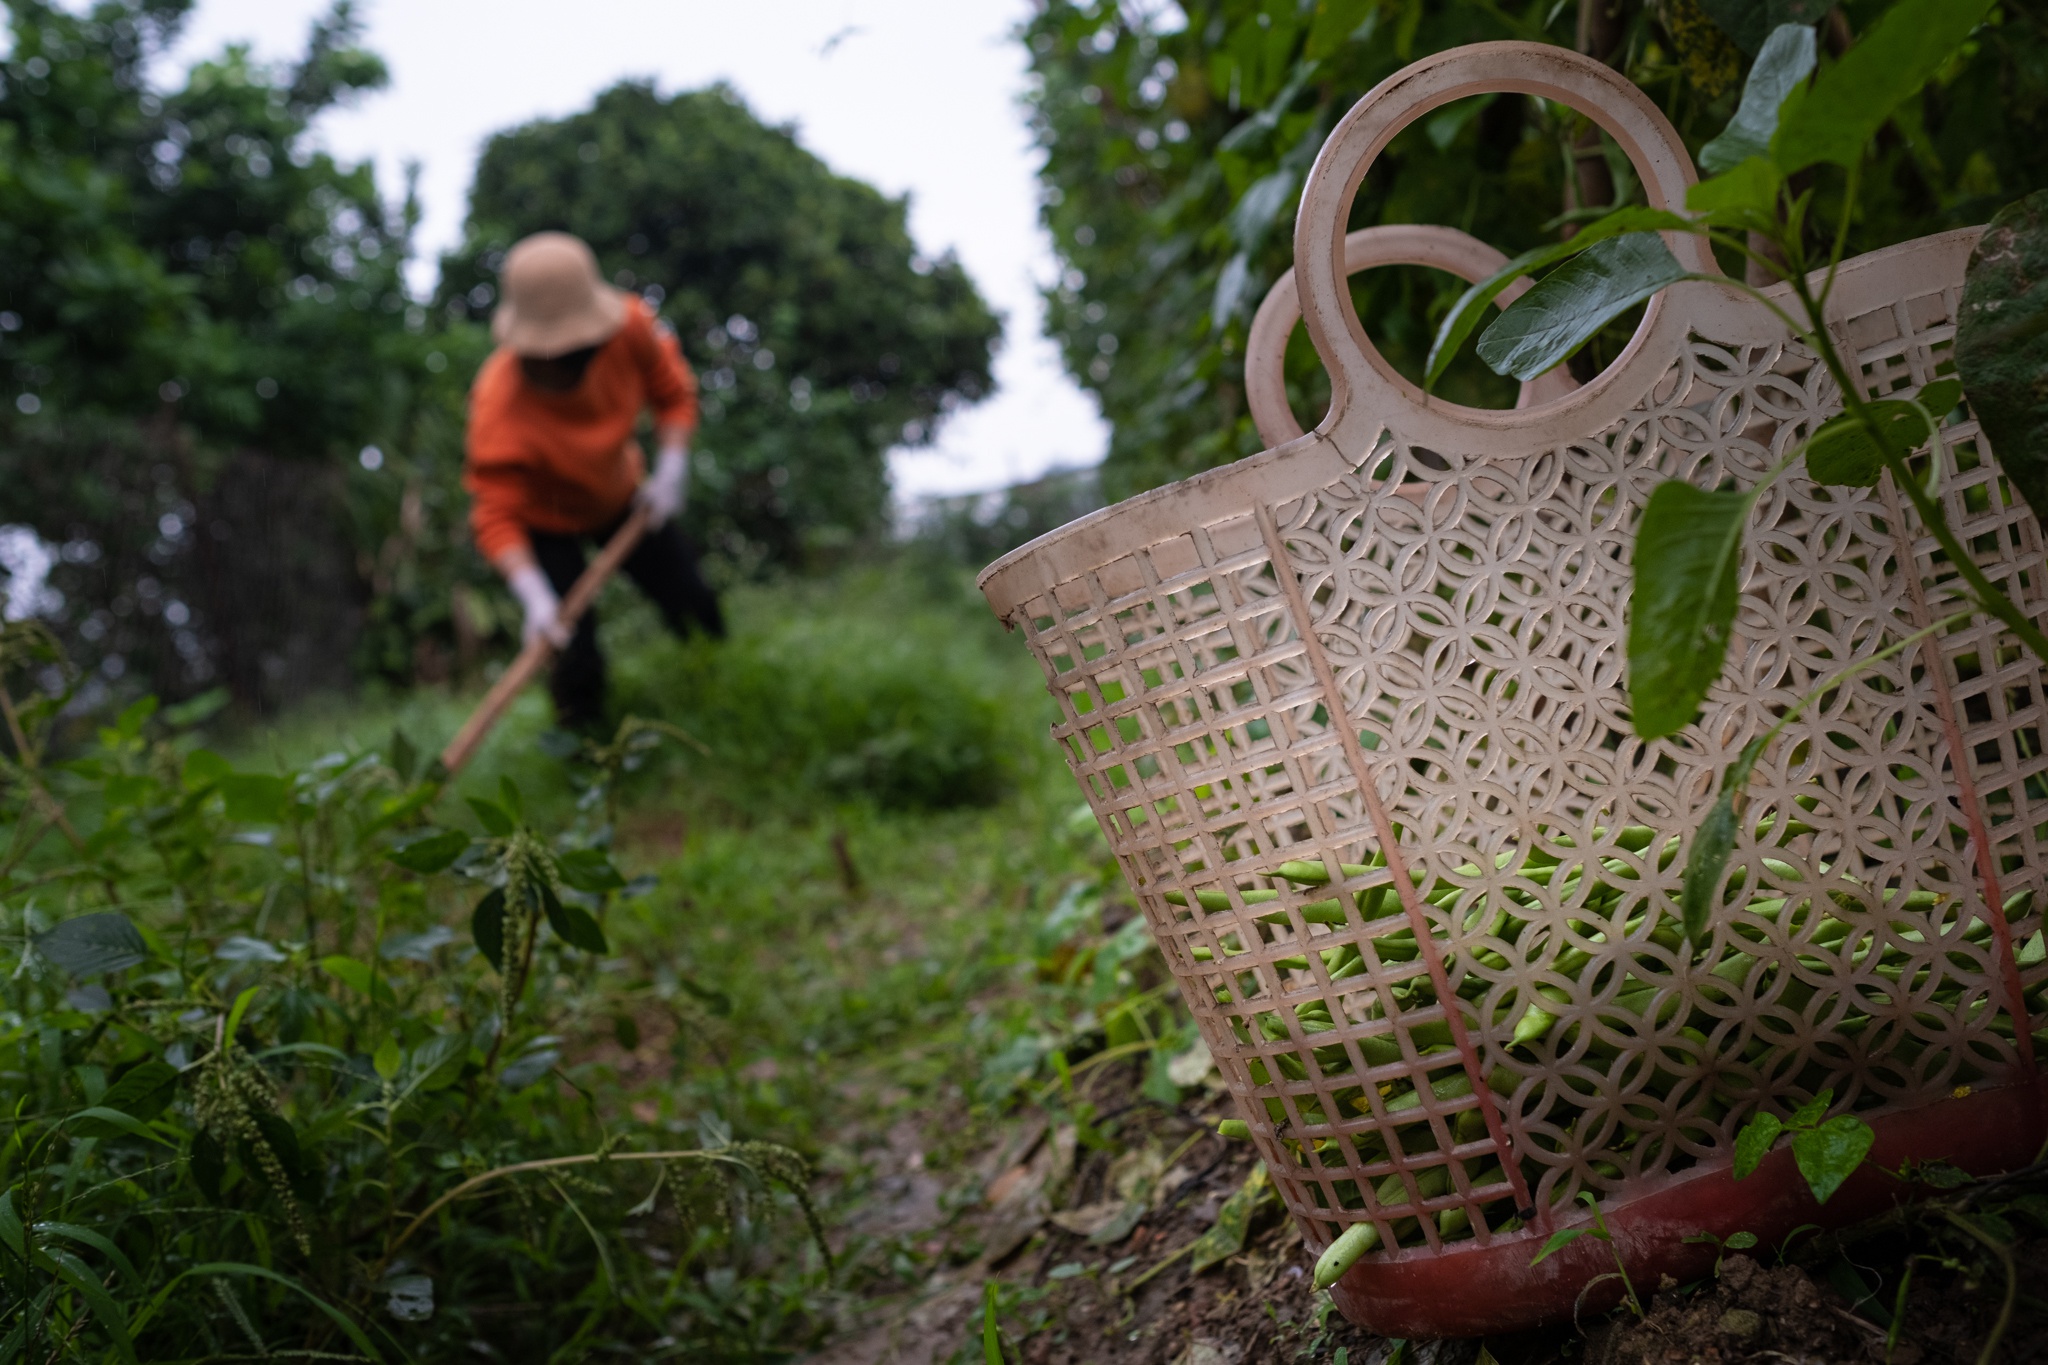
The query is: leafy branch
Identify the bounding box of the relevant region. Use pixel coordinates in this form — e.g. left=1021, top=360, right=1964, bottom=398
left=1427, top=0, right=2033, bottom=937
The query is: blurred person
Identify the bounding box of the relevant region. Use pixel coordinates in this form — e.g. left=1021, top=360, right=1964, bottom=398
left=465, top=230, right=725, bottom=732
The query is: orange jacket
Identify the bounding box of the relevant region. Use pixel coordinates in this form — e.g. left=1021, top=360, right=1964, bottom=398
left=464, top=295, right=699, bottom=561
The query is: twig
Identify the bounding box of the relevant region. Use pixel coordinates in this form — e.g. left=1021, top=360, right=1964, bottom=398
left=1952, top=1156, right=2048, bottom=1210
left=1941, top=1210, right=2018, bottom=1365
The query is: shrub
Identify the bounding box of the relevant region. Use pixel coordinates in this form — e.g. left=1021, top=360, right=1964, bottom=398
left=612, top=569, right=1039, bottom=811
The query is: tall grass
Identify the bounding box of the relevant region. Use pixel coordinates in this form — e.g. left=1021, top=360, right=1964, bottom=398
left=611, top=564, right=1052, bottom=812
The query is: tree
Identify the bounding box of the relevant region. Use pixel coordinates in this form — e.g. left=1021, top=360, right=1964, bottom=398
left=437, top=82, right=1003, bottom=569
left=1024, top=0, right=2048, bottom=501
left=0, top=0, right=428, bottom=708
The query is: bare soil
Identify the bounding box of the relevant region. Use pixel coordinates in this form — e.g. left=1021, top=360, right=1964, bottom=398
left=802, top=1056, right=2046, bottom=1365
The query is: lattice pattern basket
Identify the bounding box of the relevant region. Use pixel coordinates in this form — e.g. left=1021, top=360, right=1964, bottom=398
left=979, top=42, right=2048, bottom=1338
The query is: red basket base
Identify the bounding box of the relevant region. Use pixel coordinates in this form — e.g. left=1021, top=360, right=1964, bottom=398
left=1329, top=1080, right=2048, bottom=1339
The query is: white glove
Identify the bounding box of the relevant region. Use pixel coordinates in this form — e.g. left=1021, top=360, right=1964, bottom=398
left=637, top=445, right=688, bottom=527
left=507, top=562, right=568, bottom=648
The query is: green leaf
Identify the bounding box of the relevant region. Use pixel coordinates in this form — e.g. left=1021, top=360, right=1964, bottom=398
left=41, top=1244, right=139, bottom=1365
left=1806, top=413, right=1886, bottom=487
left=78, top=1060, right=177, bottom=1131
left=219, top=772, right=289, bottom=823
left=1700, top=24, right=1816, bottom=173
left=1806, top=400, right=1939, bottom=486
left=1425, top=206, right=1694, bottom=391
left=498, top=775, right=524, bottom=819
left=1627, top=481, right=1751, bottom=740
left=319, top=955, right=395, bottom=1004
left=1919, top=377, right=1963, bottom=418
left=113, top=694, right=157, bottom=739
left=32, top=1221, right=142, bottom=1296
left=385, top=828, right=470, bottom=874
left=1304, top=0, right=1377, bottom=59
left=224, top=985, right=260, bottom=1041
left=162, top=687, right=230, bottom=729
left=540, top=880, right=609, bottom=954
left=1791, top=1114, right=1875, bottom=1204
left=1476, top=233, right=1690, bottom=382
left=1772, top=0, right=1997, bottom=173
left=61, top=1105, right=172, bottom=1146
left=1426, top=94, right=1494, bottom=152
left=182, top=747, right=232, bottom=790
left=1680, top=786, right=1740, bottom=947
left=406, top=1033, right=469, bottom=1092
left=0, top=1190, right=22, bottom=1258
left=1788, top=1087, right=1834, bottom=1129
left=555, top=847, right=626, bottom=893
left=1726, top=1230, right=1759, bottom=1250
left=1686, top=156, right=1783, bottom=222
left=472, top=888, right=506, bottom=971
left=982, top=1281, right=1004, bottom=1365
left=1190, top=1163, right=1270, bottom=1275
left=1958, top=189, right=2048, bottom=530
left=367, top=782, right=438, bottom=836
left=1228, top=168, right=1300, bottom=255
left=1732, top=1111, right=1783, bottom=1179
left=373, top=1036, right=402, bottom=1081
left=36, top=911, right=148, bottom=978
left=134, top=1263, right=383, bottom=1362
left=1142, top=1047, right=1181, bottom=1106
left=1680, top=733, right=1767, bottom=951
left=467, top=796, right=515, bottom=837
left=1528, top=1225, right=1599, bottom=1267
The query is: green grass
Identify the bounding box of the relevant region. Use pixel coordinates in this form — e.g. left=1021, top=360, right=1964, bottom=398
left=230, top=561, right=1050, bottom=820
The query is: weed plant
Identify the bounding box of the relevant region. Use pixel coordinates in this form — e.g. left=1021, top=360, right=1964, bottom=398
left=0, top=639, right=830, bottom=1360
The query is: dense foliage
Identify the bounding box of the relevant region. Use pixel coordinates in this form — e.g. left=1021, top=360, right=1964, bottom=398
left=1024, top=0, right=2048, bottom=499
left=0, top=0, right=435, bottom=707
left=0, top=624, right=841, bottom=1358
left=437, top=82, right=1004, bottom=571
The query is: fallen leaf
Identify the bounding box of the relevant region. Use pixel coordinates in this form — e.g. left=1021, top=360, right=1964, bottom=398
left=1087, top=1197, right=1149, bottom=1246
left=1050, top=1200, right=1129, bottom=1237
left=1168, top=1038, right=1215, bottom=1087
left=987, top=1163, right=1035, bottom=1209
left=1189, top=1163, right=1272, bottom=1275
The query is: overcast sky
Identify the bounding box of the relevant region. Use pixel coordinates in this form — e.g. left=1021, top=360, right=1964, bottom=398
left=161, top=0, right=1109, bottom=503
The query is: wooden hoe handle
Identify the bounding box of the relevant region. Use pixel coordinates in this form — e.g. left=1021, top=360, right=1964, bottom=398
left=439, top=505, right=652, bottom=775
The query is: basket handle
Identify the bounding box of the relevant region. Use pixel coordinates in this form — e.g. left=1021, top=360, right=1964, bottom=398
left=1245, top=224, right=1579, bottom=448
left=1293, top=42, right=1717, bottom=457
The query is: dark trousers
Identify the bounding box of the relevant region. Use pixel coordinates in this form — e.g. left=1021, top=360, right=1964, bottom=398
left=528, top=515, right=725, bottom=731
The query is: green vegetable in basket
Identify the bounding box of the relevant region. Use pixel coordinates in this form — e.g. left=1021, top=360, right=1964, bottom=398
left=1191, top=829, right=2038, bottom=1261
left=1314, top=1220, right=1380, bottom=1290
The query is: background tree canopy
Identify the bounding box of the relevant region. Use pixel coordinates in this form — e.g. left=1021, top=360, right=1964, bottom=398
left=0, top=0, right=422, bottom=709
left=1024, top=0, right=2048, bottom=501
left=435, top=81, right=1001, bottom=571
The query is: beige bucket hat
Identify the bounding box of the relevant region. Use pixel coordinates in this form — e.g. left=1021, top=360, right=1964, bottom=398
left=491, top=231, right=627, bottom=357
